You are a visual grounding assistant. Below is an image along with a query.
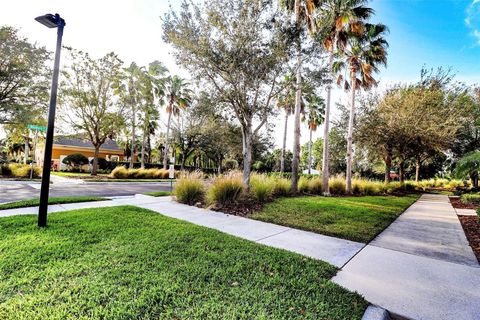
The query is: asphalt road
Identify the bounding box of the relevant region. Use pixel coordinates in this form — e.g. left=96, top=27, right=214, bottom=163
left=0, top=182, right=173, bottom=203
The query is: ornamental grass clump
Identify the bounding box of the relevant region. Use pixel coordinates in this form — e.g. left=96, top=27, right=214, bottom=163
left=308, top=177, right=323, bottom=195
left=329, top=176, right=346, bottom=195
left=298, top=176, right=309, bottom=193
left=174, top=171, right=205, bottom=205
left=0, top=163, right=41, bottom=178
left=110, top=166, right=129, bottom=178
left=460, top=193, right=480, bottom=205
left=207, top=171, right=244, bottom=206
left=250, top=173, right=274, bottom=202
left=272, top=177, right=291, bottom=196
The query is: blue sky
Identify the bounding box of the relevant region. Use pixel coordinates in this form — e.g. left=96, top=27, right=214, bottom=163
left=371, top=0, right=480, bottom=84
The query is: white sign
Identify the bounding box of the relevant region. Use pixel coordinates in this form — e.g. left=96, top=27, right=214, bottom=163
left=169, top=164, right=175, bottom=179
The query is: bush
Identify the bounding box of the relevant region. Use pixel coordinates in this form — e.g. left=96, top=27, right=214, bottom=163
left=0, top=164, right=12, bottom=176
left=110, top=166, right=129, bottom=179
left=250, top=173, right=274, bottom=202
left=174, top=171, right=205, bottom=205
left=63, top=153, right=89, bottom=171
left=0, top=163, right=41, bottom=178
left=272, top=177, right=291, bottom=196
left=329, top=176, right=346, bottom=195
left=308, top=177, right=323, bottom=195
left=460, top=194, right=480, bottom=205
left=90, top=157, right=109, bottom=170
left=298, top=176, right=309, bottom=193
left=109, top=166, right=172, bottom=179
left=207, top=171, right=244, bottom=206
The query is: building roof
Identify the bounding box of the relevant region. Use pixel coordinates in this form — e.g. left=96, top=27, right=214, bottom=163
left=53, top=135, right=122, bottom=151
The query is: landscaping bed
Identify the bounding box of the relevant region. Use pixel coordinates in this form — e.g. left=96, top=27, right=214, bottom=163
left=0, top=206, right=367, bottom=319
left=458, top=215, right=480, bottom=263
left=449, top=196, right=477, bottom=209
left=250, top=195, right=419, bottom=243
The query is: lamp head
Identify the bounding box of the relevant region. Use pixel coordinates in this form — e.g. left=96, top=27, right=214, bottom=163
left=35, top=13, right=65, bottom=28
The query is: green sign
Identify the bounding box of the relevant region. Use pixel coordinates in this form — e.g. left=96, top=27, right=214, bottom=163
left=27, top=124, right=47, bottom=132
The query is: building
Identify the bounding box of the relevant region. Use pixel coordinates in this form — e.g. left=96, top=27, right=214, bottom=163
left=36, top=135, right=124, bottom=171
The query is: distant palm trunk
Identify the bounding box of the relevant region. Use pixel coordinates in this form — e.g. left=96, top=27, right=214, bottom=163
left=130, top=104, right=136, bottom=169
left=163, top=110, right=173, bottom=169
left=280, top=112, right=289, bottom=173
left=140, top=128, right=146, bottom=169
left=308, top=128, right=313, bottom=174
left=24, top=136, right=29, bottom=165
left=291, top=51, right=302, bottom=193
left=346, top=69, right=357, bottom=194
left=322, top=53, right=334, bottom=195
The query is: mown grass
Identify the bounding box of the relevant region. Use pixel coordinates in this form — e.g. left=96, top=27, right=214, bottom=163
left=0, top=196, right=108, bottom=210
left=251, top=195, right=419, bottom=243
left=0, top=206, right=367, bottom=319
left=143, top=191, right=172, bottom=197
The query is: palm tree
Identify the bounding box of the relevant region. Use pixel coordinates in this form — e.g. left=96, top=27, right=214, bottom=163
left=163, top=75, right=192, bottom=169
left=333, top=23, right=388, bottom=193
left=318, top=0, right=374, bottom=194
left=280, top=0, right=322, bottom=193
left=277, top=74, right=296, bottom=173
left=454, top=151, right=480, bottom=189
left=302, top=94, right=325, bottom=174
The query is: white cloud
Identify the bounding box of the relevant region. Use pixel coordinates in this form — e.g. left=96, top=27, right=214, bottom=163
left=466, top=0, right=480, bottom=44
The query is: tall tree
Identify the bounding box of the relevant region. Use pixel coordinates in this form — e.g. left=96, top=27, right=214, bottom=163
left=280, top=0, right=322, bottom=192
left=276, top=74, right=296, bottom=173
left=61, top=49, right=125, bottom=175
left=333, top=23, right=388, bottom=193
left=162, top=75, right=192, bottom=169
left=163, top=0, right=290, bottom=190
left=318, top=0, right=373, bottom=193
left=0, top=26, right=50, bottom=124
left=302, top=94, right=325, bottom=174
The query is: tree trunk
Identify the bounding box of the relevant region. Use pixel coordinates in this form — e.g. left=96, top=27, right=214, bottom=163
left=384, top=151, right=392, bottom=184
left=241, top=124, right=253, bottom=192
left=181, top=153, right=186, bottom=171
left=130, top=104, right=136, bottom=169
left=24, top=135, right=29, bottom=165
left=399, top=159, right=405, bottom=183
left=291, top=51, right=302, bottom=193
left=163, top=110, right=173, bottom=169
left=346, top=70, right=357, bottom=194
left=308, top=128, right=313, bottom=175
left=147, top=132, right=152, bottom=164
left=471, top=173, right=479, bottom=189
left=91, top=146, right=100, bottom=176
left=322, top=52, right=334, bottom=195
left=415, top=156, right=421, bottom=183
left=218, top=156, right=223, bottom=174
left=140, top=128, right=146, bottom=169
left=280, top=112, right=289, bottom=173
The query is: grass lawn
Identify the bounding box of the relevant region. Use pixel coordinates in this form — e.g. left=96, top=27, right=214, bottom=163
left=50, top=171, right=103, bottom=177
left=87, top=179, right=173, bottom=182
left=0, top=196, right=108, bottom=210
left=251, top=195, right=419, bottom=243
left=143, top=191, right=172, bottom=197
left=0, top=206, right=367, bottom=319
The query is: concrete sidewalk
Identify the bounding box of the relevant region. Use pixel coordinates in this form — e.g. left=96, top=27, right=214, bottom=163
left=334, top=194, right=480, bottom=320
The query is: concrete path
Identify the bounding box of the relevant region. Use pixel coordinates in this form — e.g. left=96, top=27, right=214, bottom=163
left=334, top=194, right=480, bottom=320
left=0, top=194, right=364, bottom=268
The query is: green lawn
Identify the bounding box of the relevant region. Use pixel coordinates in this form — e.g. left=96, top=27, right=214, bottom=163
left=0, top=196, right=108, bottom=210
left=143, top=191, right=172, bottom=197
left=251, top=195, right=419, bottom=243
left=50, top=171, right=100, bottom=177
left=0, top=206, right=366, bottom=319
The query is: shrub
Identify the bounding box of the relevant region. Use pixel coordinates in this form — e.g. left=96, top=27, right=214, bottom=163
left=298, top=176, right=309, bottom=193
left=110, top=166, right=128, bottom=179
left=329, top=176, right=346, bottom=195
left=250, top=173, right=274, bottom=202
left=0, top=163, right=41, bottom=178
left=0, top=164, right=12, bottom=176
left=207, top=171, right=244, bottom=206
left=90, top=157, right=109, bottom=170
left=272, top=177, right=291, bottom=196
left=174, top=171, right=205, bottom=205
left=308, top=177, right=323, bottom=195
left=63, top=153, right=89, bottom=171
left=460, top=194, right=480, bottom=205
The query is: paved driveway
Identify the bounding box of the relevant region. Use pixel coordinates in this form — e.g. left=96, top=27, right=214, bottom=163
left=0, top=182, right=173, bottom=203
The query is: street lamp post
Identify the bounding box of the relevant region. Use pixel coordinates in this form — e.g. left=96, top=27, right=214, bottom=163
left=36, top=13, right=66, bottom=227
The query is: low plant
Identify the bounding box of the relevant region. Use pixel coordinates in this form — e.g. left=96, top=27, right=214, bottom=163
left=207, top=171, right=244, bottom=206
left=460, top=193, right=480, bottom=205
left=110, top=166, right=129, bottom=179
left=329, top=176, right=346, bottom=195
left=110, top=166, right=171, bottom=179
left=174, top=171, right=205, bottom=205
left=298, top=176, right=309, bottom=193
left=272, top=177, right=291, bottom=196
left=308, top=177, right=323, bottom=195
left=0, top=163, right=40, bottom=178
left=250, top=173, right=274, bottom=202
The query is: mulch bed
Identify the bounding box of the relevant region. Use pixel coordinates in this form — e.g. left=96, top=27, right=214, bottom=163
left=458, top=215, right=480, bottom=263
left=210, top=201, right=264, bottom=217
left=449, top=197, right=477, bottom=209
